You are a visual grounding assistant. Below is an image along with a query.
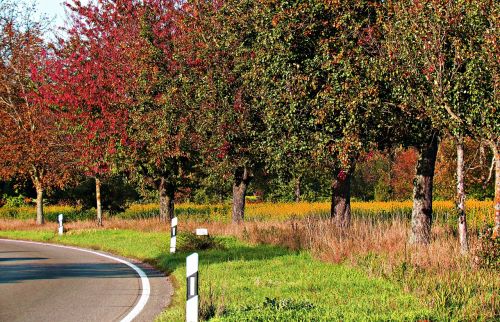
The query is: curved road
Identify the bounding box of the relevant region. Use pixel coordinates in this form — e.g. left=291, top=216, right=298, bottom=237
left=0, top=239, right=172, bottom=322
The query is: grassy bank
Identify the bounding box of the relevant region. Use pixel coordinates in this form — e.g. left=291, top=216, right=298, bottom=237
left=0, top=197, right=497, bottom=321
left=0, top=228, right=433, bottom=321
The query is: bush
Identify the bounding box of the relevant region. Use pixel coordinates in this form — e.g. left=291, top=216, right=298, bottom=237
left=2, top=194, right=28, bottom=208
left=116, top=203, right=231, bottom=222
left=474, top=227, right=500, bottom=270
left=0, top=207, right=19, bottom=219
left=53, top=175, right=140, bottom=214
left=176, top=232, right=225, bottom=252
left=0, top=205, right=96, bottom=222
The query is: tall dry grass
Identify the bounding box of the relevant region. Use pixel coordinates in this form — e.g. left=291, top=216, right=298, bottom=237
left=204, top=219, right=496, bottom=319
left=177, top=217, right=498, bottom=320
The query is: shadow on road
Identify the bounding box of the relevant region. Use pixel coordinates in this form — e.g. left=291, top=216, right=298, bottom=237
left=0, top=257, right=48, bottom=262
left=0, top=262, right=163, bottom=284
left=0, top=251, right=32, bottom=254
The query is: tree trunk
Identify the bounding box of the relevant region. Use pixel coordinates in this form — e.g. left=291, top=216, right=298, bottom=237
left=96, top=177, right=103, bottom=227
left=410, top=135, right=439, bottom=244
left=294, top=175, right=302, bottom=203
left=232, top=166, right=252, bottom=223
left=480, top=141, right=487, bottom=185
left=456, top=136, right=468, bottom=253
left=159, top=177, right=175, bottom=222
left=492, top=143, right=500, bottom=237
left=330, top=168, right=353, bottom=228
left=35, top=184, right=44, bottom=225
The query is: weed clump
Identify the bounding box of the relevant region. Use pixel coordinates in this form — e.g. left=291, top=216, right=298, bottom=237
left=176, top=232, right=224, bottom=252
left=474, top=227, right=500, bottom=270
left=219, top=298, right=319, bottom=321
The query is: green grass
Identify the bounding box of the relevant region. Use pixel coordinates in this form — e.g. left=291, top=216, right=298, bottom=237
left=0, top=229, right=434, bottom=321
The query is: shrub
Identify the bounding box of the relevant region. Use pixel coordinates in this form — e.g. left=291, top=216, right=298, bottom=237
left=0, top=207, right=18, bottom=219
left=176, top=232, right=225, bottom=252
left=217, top=298, right=360, bottom=321
left=0, top=205, right=96, bottom=222
left=2, top=194, right=27, bottom=208
left=474, top=227, right=500, bottom=270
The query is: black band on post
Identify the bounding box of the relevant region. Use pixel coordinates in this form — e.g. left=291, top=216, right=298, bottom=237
left=186, top=272, right=198, bottom=300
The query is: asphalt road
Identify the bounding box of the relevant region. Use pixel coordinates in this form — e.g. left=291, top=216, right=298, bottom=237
left=0, top=239, right=173, bottom=322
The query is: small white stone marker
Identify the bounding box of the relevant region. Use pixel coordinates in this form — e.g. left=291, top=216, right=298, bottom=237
left=170, top=217, right=178, bottom=254
left=186, top=253, right=199, bottom=322
left=195, top=228, right=208, bottom=236
left=58, top=214, right=64, bottom=236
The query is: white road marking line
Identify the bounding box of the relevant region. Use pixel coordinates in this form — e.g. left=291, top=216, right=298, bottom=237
left=0, top=239, right=151, bottom=322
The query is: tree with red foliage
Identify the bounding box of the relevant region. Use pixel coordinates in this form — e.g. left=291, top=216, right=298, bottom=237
left=41, top=0, right=189, bottom=224
left=390, top=149, right=418, bottom=200
left=40, top=0, right=143, bottom=225
left=0, top=1, right=74, bottom=224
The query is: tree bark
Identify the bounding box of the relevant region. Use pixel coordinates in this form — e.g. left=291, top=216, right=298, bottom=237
left=480, top=141, right=487, bottom=185
left=330, top=168, right=353, bottom=228
left=456, top=136, right=468, bottom=253
left=35, top=183, right=44, bottom=225
left=410, top=135, right=439, bottom=244
left=96, top=177, right=103, bottom=226
left=232, top=166, right=252, bottom=223
left=159, top=177, right=175, bottom=222
left=492, top=143, right=500, bottom=237
left=294, top=175, right=302, bottom=203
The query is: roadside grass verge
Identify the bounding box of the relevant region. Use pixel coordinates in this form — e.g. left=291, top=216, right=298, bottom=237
left=0, top=228, right=433, bottom=321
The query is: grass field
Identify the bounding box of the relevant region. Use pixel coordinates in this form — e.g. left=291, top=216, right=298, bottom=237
left=0, top=200, right=498, bottom=320
left=0, top=229, right=433, bottom=321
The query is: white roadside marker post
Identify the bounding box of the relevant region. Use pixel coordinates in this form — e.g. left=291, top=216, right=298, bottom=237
left=170, top=217, right=178, bottom=254
left=186, top=253, right=199, bottom=322
left=58, top=214, right=64, bottom=236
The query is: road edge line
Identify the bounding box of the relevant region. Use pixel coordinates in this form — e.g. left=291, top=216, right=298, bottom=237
left=0, top=238, right=151, bottom=322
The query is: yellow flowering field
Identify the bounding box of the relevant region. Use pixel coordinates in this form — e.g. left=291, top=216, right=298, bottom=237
left=1, top=200, right=494, bottom=228
left=123, top=200, right=494, bottom=228
left=245, top=200, right=493, bottom=226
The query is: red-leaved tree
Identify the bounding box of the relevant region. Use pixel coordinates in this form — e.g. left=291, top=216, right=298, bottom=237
left=40, top=0, right=144, bottom=225
left=0, top=2, right=75, bottom=224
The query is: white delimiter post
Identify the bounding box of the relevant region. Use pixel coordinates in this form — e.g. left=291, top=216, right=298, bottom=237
left=58, top=214, right=64, bottom=236
left=186, top=253, right=199, bottom=322
left=170, top=217, right=178, bottom=254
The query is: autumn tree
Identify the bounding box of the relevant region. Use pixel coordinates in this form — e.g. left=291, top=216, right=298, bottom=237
left=250, top=0, right=382, bottom=227
left=127, top=0, right=196, bottom=221
left=479, top=3, right=499, bottom=235
left=175, top=0, right=265, bottom=223
left=382, top=0, right=498, bottom=246
left=42, top=0, right=142, bottom=225
left=0, top=1, right=74, bottom=224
